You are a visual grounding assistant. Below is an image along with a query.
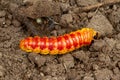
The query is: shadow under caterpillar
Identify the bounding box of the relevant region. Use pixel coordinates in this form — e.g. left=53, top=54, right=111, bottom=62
left=20, top=28, right=97, bottom=55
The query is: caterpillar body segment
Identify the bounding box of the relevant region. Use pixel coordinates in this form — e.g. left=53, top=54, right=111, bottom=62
left=20, top=28, right=97, bottom=55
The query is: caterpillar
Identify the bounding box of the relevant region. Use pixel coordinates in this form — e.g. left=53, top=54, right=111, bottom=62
left=20, top=28, right=97, bottom=55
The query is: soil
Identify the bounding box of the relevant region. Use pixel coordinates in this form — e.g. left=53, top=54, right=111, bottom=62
left=0, top=0, right=120, bottom=80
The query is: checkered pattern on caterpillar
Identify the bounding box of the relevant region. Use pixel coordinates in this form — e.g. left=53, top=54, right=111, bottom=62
left=20, top=28, right=97, bottom=55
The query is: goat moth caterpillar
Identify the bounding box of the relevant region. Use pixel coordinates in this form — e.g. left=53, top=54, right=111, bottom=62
left=20, top=28, right=97, bottom=55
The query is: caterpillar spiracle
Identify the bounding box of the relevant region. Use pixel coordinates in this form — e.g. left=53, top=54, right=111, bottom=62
left=20, top=28, right=97, bottom=55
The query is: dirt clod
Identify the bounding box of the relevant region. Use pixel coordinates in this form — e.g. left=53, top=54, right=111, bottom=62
left=90, top=40, right=105, bottom=51
left=94, top=69, right=113, bottom=80
left=88, top=12, right=113, bottom=36
left=18, top=0, right=61, bottom=19
left=59, top=54, right=74, bottom=69
left=28, top=53, right=46, bottom=67
left=103, top=37, right=116, bottom=53
left=72, top=50, right=89, bottom=63
left=60, top=13, right=73, bottom=26
left=98, top=53, right=111, bottom=64
left=109, top=8, right=120, bottom=24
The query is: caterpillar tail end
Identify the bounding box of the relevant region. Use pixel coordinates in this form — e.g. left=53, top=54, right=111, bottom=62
left=19, top=39, right=32, bottom=53
left=20, top=40, right=25, bottom=50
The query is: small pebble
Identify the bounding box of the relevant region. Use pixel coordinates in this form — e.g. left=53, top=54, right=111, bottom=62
left=60, top=13, right=73, bottom=25
left=36, top=18, right=42, bottom=24
left=0, top=10, right=6, bottom=17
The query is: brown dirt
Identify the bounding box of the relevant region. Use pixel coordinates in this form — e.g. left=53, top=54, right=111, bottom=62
left=0, top=0, right=120, bottom=80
